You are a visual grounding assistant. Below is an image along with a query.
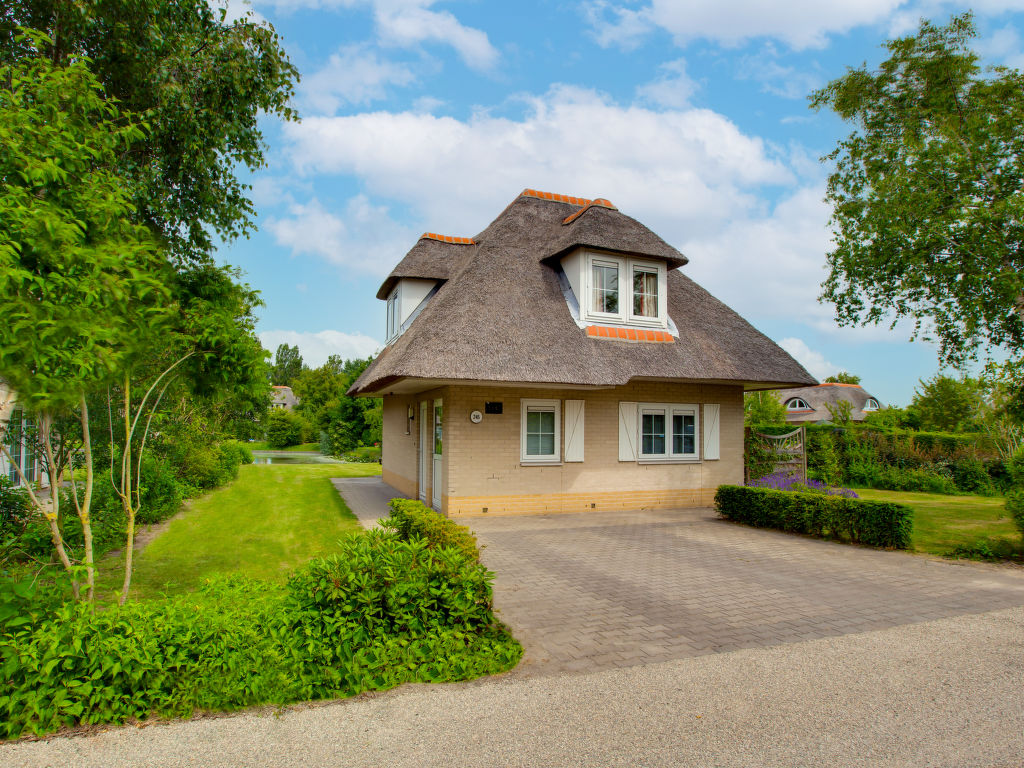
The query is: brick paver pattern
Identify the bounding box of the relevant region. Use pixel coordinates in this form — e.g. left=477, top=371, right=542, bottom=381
left=468, top=508, right=1024, bottom=676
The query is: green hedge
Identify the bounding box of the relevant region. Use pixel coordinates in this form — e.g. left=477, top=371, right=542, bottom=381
left=0, top=520, right=521, bottom=738
left=715, top=485, right=913, bottom=549
left=382, top=498, right=480, bottom=563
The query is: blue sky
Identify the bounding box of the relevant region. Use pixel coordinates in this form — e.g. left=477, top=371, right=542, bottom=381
left=215, top=0, right=1024, bottom=406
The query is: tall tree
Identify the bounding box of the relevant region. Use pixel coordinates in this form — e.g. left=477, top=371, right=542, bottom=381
left=811, top=13, right=1024, bottom=367
left=0, top=38, right=170, bottom=599
left=271, top=344, right=303, bottom=387
left=909, top=374, right=985, bottom=433
left=1, top=0, right=298, bottom=267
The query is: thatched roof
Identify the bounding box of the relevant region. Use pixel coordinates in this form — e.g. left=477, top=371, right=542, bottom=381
left=774, top=383, right=880, bottom=423
left=350, top=189, right=816, bottom=395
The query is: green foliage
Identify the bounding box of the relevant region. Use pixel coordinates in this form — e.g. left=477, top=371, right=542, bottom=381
left=382, top=499, right=480, bottom=563
left=265, top=410, right=307, bottom=450
left=824, top=399, right=853, bottom=425
left=1004, top=445, right=1024, bottom=538
left=0, top=526, right=521, bottom=738
left=743, top=391, right=787, bottom=426
left=270, top=344, right=303, bottom=387
left=909, top=374, right=985, bottom=432
left=2, top=1, right=299, bottom=267
left=0, top=38, right=171, bottom=412
left=343, top=446, right=382, bottom=463
left=824, top=372, right=861, bottom=384
left=715, top=485, right=913, bottom=549
left=744, top=430, right=777, bottom=483
left=811, top=13, right=1024, bottom=366
left=807, top=429, right=842, bottom=486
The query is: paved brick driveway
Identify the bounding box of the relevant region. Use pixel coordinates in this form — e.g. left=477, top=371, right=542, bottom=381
left=468, top=507, right=1024, bottom=676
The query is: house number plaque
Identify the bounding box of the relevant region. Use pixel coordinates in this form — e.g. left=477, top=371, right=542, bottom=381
left=470, top=410, right=483, bottom=423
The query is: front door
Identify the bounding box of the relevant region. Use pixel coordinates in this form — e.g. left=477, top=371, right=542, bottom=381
left=431, top=398, right=443, bottom=512
left=418, top=400, right=429, bottom=503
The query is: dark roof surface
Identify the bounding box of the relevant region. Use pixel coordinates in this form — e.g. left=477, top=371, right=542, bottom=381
left=351, top=190, right=816, bottom=394
left=775, top=383, right=880, bottom=422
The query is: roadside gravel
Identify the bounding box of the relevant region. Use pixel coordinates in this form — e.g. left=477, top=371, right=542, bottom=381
left=5, top=605, right=1023, bottom=768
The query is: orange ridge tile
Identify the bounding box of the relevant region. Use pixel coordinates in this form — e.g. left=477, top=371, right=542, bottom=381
left=562, top=197, right=619, bottom=225
left=520, top=188, right=593, bottom=207
left=584, top=325, right=675, bottom=343
left=420, top=232, right=476, bottom=245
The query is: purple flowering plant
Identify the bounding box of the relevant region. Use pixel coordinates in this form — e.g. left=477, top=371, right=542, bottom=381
left=748, top=471, right=859, bottom=499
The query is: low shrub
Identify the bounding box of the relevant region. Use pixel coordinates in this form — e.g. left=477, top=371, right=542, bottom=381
left=715, top=485, right=913, bottom=549
left=382, top=499, right=480, bottom=562
left=0, top=528, right=522, bottom=739
left=265, top=410, right=306, bottom=450
left=748, top=471, right=858, bottom=498
left=342, top=445, right=381, bottom=463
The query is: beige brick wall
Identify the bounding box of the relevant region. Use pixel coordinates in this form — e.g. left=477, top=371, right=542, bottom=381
left=381, top=388, right=445, bottom=503
left=382, top=381, right=743, bottom=517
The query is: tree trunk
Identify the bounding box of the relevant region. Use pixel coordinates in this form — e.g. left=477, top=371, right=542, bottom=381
left=79, top=395, right=95, bottom=602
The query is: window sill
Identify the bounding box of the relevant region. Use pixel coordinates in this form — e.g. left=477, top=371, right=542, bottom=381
left=520, top=460, right=562, bottom=467
left=637, top=458, right=700, bottom=465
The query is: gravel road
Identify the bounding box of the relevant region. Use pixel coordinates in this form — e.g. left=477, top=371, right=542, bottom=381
left=5, top=605, right=1023, bottom=768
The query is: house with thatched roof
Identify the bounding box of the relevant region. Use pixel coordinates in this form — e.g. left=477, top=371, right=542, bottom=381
left=271, top=385, right=298, bottom=411
left=348, top=189, right=815, bottom=516
left=774, top=383, right=881, bottom=424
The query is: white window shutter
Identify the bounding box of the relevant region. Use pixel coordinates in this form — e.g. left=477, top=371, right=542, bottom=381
left=564, top=400, right=585, bottom=462
left=703, top=403, right=720, bottom=460
left=618, top=402, right=638, bottom=461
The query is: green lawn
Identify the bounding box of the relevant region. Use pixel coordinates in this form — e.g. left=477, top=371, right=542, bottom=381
left=97, top=462, right=381, bottom=602
left=247, top=442, right=321, bottom=452
left=853, top=488, right=1022, bottom=556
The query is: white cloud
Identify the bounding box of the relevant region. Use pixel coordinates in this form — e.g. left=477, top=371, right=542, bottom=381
left=266, top=195, right=419, bottom=275
left=584, top=0, right=906, bottom=50
left=300, top=45, right=416, bottom=113
left=636, top=58, right=699, bottom=107
left=978, top=24, right=1024, bottom=70
left=284, top=84, right=792, bottom=239
left=736, top=45, right=823, bottom=99
left=254, top=0, right=498, bottom=70
left=259, top=329, right=382, bottom=366
left=778, top=337, right=837, bottom=381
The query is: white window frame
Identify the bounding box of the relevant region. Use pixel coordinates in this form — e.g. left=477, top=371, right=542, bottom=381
left=637, top=402, right=699, bottom=462
left=582, top=252, right=667, bottom=328
left=385, top=287, right=399, bottom=343
left=520, top=398, right=561, bottom=465
left=786, top=397, right=811, bottom=411
left=864, top=398, right=880, bottom=411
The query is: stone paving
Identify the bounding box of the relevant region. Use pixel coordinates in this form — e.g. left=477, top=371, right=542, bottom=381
left=468, top=507, right=1024, bottom=676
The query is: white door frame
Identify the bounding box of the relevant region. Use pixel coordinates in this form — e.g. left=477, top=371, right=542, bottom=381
left=418, top=401, right=429, bottom=503
left=431, top=398, right=443, bottom=512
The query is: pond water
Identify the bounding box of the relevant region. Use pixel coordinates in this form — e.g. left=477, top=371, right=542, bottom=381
left=251, top=451, right=342, bottom=465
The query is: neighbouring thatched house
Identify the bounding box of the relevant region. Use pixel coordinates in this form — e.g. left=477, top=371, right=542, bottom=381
left=348, top=189, right=815, bottom=516
left=271, top=385, right=298, bottom=410
left=774, top=383, right=881, bottom=424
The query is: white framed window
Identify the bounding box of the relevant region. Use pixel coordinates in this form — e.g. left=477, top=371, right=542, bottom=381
left=385, top=287, right=399, bottom=342
left=637, top=403, right=699, bottom=461
left=786, top=398, right=811, bottom=411
left=520, top=399, right=561, bottom=464
left=864, top=398, right=880, bottom=411
left=582, top=252, right=666, bottom=327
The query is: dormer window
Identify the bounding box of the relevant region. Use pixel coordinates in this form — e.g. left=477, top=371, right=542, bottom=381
left=786, top=397, right=811, bottom=411
left=580, top=252, right=666, bottom=327
left=864, top=398, right=880, bottom=410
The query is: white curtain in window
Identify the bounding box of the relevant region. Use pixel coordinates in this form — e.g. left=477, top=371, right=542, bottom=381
left=633, top=270, right=658, bottom=317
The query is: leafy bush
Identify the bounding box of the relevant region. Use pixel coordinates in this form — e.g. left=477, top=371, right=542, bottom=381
left=382, top=499, right=480, bottom=562
left=715, top=485, right=913, bottom=549
left=342, top=445, right=381, bottom=463
left=0, top=528, right=521, bottom=738
left=265, top=409, right=306, bottom=449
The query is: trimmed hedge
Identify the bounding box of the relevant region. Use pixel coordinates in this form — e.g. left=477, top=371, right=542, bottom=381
left=382, top=498, right=480, bottom=562
left=715, top=485, right=913, bottom=549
